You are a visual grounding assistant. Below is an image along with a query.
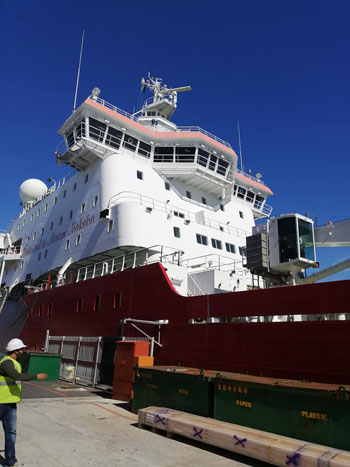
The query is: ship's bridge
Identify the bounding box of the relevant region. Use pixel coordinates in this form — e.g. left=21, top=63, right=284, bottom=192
left=57, top=95, right=237, bottom=201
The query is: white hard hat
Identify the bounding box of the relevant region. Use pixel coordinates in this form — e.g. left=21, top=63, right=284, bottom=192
left=6, top=338, right=27, bottom=352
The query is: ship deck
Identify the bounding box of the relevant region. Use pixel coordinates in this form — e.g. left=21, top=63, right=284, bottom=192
left=3, top=380, right=266, bottom=467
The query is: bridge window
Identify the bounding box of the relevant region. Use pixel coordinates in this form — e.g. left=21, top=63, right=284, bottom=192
left=225, top=242, right=236, bottom=254
left=173, top=227, right=181, bottom=238
left=254, top=195, right=265, bottom=209
left=123, top=134, right=138, bottom=152
left=175, top=146, right=195, bottom=163
left=154, top=146, right=174, bottom=162
left=208, top=154, right=217, bottom=171
left=113, top=292, right=122, bottom=309
left=67, top=131, right=74, bottom=148
left=217, top=158, right=229, bottom=176
left=138, top=141, right=151, bottom=158
left=106, top=127, right=122, bottom=149
left=89, top=117, right=106, bottom=142
left=196, top=234, right=208, bottom=245
left=246, top=191, right=254, bottom=203
left=197, top=149, right=209, bottom=167
left=237, top=187, right=246, bottom=199
left=211, top=238, right=222, bottom=249
left=76, top=120, right=86, bottom=139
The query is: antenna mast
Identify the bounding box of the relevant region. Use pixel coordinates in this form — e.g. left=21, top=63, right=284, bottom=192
left=73, top=29, right=85, bottom=112
left=237, top=120, right=243, bottom=172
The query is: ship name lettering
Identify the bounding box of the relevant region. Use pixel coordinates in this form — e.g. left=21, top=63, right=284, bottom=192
left=146, top=383, right=158, bottom=390
left=236, top=400, right=252, bottom=408
left=50, top=231, right=66, bottom=244
left=70, top=214, right=95, bottom=234
left=301, top=411, right=327, bottom=421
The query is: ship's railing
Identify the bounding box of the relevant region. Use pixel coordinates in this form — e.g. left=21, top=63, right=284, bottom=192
left=108, top=191, right=249, bottom=239
left=88, top=96, right=232, bottom=149
left=253, top=200, right=273, bottom=216
left=72, top=245, right=182, bottom=284
left=183, top=254, right=245, bottom=274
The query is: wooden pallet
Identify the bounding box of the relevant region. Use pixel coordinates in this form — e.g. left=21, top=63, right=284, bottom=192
left=138, top=406, right=350, bottom=467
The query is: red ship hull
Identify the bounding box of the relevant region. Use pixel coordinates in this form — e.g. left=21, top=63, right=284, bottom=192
left=15, top=263, right=350, bottom=384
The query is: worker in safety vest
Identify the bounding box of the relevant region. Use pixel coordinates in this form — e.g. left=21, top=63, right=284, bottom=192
left=0, top=338, right=47, bottom=467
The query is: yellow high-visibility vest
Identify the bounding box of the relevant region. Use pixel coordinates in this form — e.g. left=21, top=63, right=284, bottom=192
left=0, top=356, right=22, bottom=403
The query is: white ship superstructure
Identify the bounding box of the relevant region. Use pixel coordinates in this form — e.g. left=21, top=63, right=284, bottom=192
left=0, top=76, right=273, bottom=296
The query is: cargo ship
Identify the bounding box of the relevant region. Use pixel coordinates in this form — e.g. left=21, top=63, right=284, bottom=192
left=1, top=74, right=349, bottom=385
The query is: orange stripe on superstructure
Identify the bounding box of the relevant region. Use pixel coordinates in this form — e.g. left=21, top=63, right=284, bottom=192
left=235, top=173, right=273, bottom=195
left=85, top=99, right=238, bottom=158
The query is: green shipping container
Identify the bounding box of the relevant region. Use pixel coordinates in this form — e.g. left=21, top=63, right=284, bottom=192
left=214, top=372, right=350, bottom=451
left=132, top=366, right=216, bottom=417
left=21, top=352, right=62, bottom=381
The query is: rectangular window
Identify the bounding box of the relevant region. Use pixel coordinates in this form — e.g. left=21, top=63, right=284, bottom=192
left=81, top=203, right=86, bottom=213
left=137, top=171, right=143, bottom=180
left=105, top=126, right=122, bottom=149
left=138, top=141, right=151, bottom=158
left=174, top=211, right=185, bottom=219
left=45, top=203, right=48, bottom=211
left=225, top=242, right=236, bottom=254
left=217, top=158, right=229, bottom=176
left=85, top=174, right=89, bottom=184
left=175, top=146, right=195, bottom=163
left=93, top=295, right=101, bottom=311
left=211, top=238, right=222, bottom=249
left=76, top=298, right=83, bottom=313
left=93, top=195, right=99, bottom=207
left=165, top=182, right=170, bottom=191
left=237, top=187, right=246, bottom=199
left=44, top=250, right=48, bottom=258
left=89, top=117, right=106, bottom=142
left=239, top=246, right=246, bottom=256
left=54, top=197, right=57, bottom=204
left=65, top=239, right=70, bottom=250
left=38, top=252, right=41, bottom=261
left=73, top=183, right=77, bottom=192
left=69, top=210, right=73, bottom=220
left=246, top=191, right=254, bottom=203
left=196, top=234, right=208, bottom=245
left=113, top=292, right=122, bottom=310
left=239, top=211, right=244, bottom=219
left=63, top=190, right=67, bottom=198
left=173, top=227, right=181, bottom=238
left=208, top=154, right=217, bottom=171
left=107, top=219, right=113, bottom=232
left=154, top=146, right=174, bottom=163
left=186, top=191, right=192, bottom=199
left=59, top=216, right=63, bottom=225
left=220, top=204, right=225, bottom=211
left=201, top=197, right=207, bottom=205
left=33, top=232, right=37, bottom=240
left=41, top=228, right=44, bottom=235
left=76, top=234, right=81, bottom=246
left=123, top=134, right=138, bottom=152
left=37, top=209, right=41, bottom=217
left=47, top=303, right=53, bottom=316
left=50, top=222, right=54, bottom=230
left=197, top=148, right=209, bottom=167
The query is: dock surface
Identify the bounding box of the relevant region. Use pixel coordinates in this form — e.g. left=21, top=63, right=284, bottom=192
left=0, top=381, right=266, bottom=467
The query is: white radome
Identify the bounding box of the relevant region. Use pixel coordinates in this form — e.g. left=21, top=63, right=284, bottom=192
left=19, top=179, right=48, bottom=203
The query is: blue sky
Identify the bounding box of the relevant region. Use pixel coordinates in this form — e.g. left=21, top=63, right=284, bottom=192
left=1, top=0, right=349, bottom=279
